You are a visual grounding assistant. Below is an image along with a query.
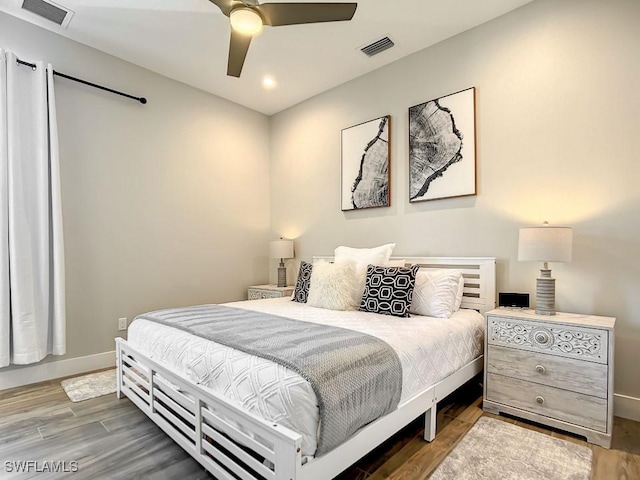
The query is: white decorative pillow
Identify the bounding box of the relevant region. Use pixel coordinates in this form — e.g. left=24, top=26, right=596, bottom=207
left=307, top=260, right=359, bottom=311
left=410, top=269, right=464, bottom=318
left=334, top=244, right=396, bottom=306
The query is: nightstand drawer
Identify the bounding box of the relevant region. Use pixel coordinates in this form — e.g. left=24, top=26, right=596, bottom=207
left=247, top=286, right=294, bottom=300
left=488, top=315, right=609, bottom=364
left=248, top=289, right=282, bottom=300
left=486, top=373, right=607, bottom=432
left=487, top=345, right=608, bottom=398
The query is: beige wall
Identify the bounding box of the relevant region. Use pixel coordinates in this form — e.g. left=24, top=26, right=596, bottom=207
left=270, top=0, right=640, bottom=398
left=0, top=12, right=271, bottom=366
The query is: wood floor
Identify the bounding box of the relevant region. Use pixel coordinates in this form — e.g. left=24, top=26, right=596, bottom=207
left=0, top=371, right=638, bottom=479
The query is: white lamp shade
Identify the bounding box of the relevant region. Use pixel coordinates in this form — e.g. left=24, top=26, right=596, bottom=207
left=518, top=225, right=573, bottom=263
left=269, top=239, right=294, bottom=259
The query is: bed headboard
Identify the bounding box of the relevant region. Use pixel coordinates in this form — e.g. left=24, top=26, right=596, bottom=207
left=312, top=256, right=496, bottom=314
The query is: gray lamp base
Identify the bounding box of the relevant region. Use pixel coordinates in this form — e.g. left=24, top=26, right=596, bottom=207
left=277, top=260, right=287, bottom=287
left=535, top=268, right=556, bottom=315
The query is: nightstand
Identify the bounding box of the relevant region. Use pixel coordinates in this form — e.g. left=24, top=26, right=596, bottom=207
left=483, top=308, right=615, bottom=448
left=247, top=284, right=294, bottom=300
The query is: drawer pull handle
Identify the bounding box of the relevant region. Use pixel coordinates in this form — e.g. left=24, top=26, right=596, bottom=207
left=535, top=395, right=545, bottom=405
left=535, top=332, right=550, bottom=344
left=535, top=365, right=546, bottom=374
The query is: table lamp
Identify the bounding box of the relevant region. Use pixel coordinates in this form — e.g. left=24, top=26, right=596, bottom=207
left=518, top=222, right=573, bottom=315
left=269, top=239, right=294, bottom=287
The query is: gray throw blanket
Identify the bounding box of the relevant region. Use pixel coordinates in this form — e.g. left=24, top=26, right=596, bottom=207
left=136, top=304, right=402, bottom=456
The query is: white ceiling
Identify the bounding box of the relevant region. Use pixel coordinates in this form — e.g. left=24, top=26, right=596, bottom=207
left=0, top=0, right=532, bottom=115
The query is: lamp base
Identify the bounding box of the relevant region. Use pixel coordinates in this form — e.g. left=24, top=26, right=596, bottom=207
left=277, top=261, right=287, bottom=288
left=535, top=268, right=556, bottom=315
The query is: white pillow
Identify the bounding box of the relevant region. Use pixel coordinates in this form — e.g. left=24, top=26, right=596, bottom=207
left=334, top=244, right=396, bottom=306
left=410, top=269, right=464, bottom=318
left=334, top=243, right=396, bottom=266
left=307, top=260, right=359, bottom=311
left=454, top=274, right=465, bottom=311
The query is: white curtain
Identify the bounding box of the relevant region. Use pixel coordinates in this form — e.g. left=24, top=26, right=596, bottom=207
left=0, top=49, right=65, bottom=367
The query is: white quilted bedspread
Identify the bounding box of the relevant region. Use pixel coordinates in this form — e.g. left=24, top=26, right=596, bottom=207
left=127, top=298, right=484, bottom=457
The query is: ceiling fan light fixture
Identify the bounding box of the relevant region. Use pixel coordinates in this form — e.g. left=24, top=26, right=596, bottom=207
left=230, top=7, right=263, bottom=36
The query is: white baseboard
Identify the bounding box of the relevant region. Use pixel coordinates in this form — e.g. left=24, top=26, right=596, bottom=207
left=0, top=350, right=116, bottom=391
left=614, top=393, right=640, bottom=422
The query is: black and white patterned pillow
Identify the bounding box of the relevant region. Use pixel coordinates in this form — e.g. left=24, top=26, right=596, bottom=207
left=292, top=261, right=313, bottom=303
left=359, top=264, right=419, bottom=317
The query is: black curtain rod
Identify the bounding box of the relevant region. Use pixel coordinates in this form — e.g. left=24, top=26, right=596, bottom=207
left=16, top=58, right=147, bottom=105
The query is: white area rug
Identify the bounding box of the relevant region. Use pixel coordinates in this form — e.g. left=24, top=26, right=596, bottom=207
left=61, top=369, right=117, bottom=402
left=430, top=416, right=592, bottom=480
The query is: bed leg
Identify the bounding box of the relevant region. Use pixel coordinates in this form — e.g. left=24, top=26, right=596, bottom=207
left=424, top=405, right=437, bottom=442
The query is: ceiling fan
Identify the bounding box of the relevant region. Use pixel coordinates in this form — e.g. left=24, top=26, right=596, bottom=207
left=208, top=0, right=358, bottom=77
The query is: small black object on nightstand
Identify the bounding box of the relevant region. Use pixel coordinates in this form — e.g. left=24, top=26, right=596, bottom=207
left=498, top=292, right=529, bottom=308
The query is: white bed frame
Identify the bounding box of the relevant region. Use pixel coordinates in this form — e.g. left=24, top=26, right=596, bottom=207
left=115, top=256, right=495, bottom=480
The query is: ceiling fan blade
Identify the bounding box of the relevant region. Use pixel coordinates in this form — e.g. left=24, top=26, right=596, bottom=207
left=208, top=0, right=234, bottom=16
left=227, top=30, right=253, bottom=77
left=258, top=3, right=357, bottom=26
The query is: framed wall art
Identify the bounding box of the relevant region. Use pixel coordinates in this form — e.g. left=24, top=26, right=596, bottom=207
left=409, top=87, right=476, bottom=202
left=341, top=115, right=390, bottom=211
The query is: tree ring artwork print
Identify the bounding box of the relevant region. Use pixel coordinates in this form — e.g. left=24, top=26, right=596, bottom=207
left=409, top=87, right=476, bottom=202
left=341, top=115, right=390, bottom=211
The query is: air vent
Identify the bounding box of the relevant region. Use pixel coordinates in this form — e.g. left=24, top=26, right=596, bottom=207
left=21, top=0, right=74, bottom=28
left=360, top=36, right=395, bottom=57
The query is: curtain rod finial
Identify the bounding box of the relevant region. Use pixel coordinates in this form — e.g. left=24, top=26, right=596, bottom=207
left=139, top=97, right=147, bottom=105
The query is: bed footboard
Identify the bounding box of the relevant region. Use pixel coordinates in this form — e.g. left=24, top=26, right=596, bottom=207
left=117, top=337, right=483, bottom=480
left=116, top=338, right=303, bottom=480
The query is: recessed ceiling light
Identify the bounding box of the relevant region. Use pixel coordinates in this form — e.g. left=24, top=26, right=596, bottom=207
left=262, top=76, right=277, bottom=89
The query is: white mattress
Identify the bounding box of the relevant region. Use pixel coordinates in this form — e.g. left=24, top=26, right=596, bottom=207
left=127, top=297, right=484, bottom=457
